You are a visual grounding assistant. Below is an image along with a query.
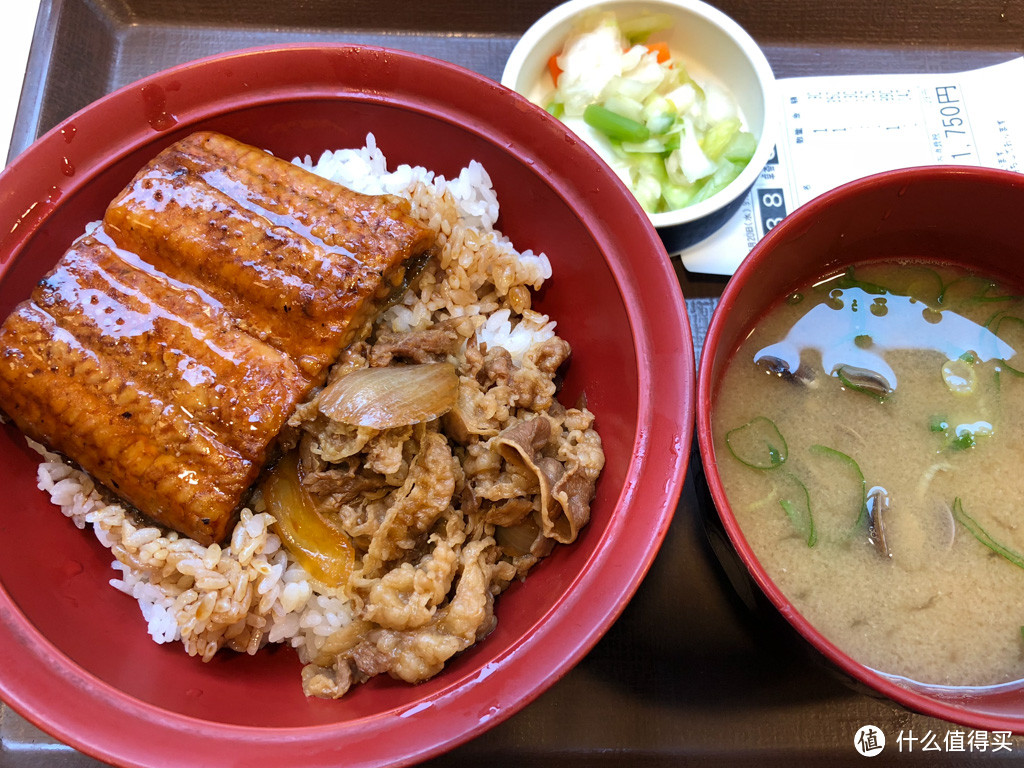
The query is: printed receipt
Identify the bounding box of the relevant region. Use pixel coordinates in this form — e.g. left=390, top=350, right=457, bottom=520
left=679, top=57, right=1024, bottom=275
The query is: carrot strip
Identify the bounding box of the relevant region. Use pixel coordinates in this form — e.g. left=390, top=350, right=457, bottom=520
left=547, top=54, right=563, bottom=84
left=646, top=41, right=671, bottom=63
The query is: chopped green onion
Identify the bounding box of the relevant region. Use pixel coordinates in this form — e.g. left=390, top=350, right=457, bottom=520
left=940, top=275, right=1016, bottom=308
left=810, top=444, right=867, bottom=530
left=827, top=267, right=889, bottom=296
left=930, top=418, right=990, bottom=452
left=952, top=498, right=1024, bottom=570
left=779, top=471, right=816, bottom=547
left=583, top=103, right=650, bottom=143
left=989, top=313, right=1024, bottom=375
left=836, top=264, right=944, bottom=305
left=725, top=416, right=787, bottom=469
left=949, top=431, right=976, bottom=451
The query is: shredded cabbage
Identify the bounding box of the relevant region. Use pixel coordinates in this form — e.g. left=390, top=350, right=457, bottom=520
left=541, top=12, right=757, bottom=214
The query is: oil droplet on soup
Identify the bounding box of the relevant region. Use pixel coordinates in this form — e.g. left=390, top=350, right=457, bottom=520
left=714, top=262, right=1024, bottom=687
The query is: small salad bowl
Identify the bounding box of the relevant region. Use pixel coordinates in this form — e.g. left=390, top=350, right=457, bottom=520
left=502, top=0, right=778, bottom=254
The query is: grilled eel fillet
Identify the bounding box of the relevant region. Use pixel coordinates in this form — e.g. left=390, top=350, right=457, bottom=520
left=0, top=131, right=436, bottom=544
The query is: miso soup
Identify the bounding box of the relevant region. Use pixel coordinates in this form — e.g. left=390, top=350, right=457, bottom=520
left=713, top=261, right=1024, bottom=687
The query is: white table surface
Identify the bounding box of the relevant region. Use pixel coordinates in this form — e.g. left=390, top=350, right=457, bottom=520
left=2, top=2, right=42, bottom=163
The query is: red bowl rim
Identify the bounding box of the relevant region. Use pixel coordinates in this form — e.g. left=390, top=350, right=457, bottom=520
left=697, top=163, right=1024, bottom=733
left=0, top=42, right=695, bottom=766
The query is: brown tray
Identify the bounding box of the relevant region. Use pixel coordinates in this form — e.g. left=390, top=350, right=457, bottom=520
left=4, top=1, right=1024, bottom=766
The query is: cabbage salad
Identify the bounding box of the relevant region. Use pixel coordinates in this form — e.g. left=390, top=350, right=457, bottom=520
left=542, top=13, right=757, bottom=214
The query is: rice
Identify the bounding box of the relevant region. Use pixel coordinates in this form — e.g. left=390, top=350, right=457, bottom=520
left=477, top=308, right=557, bottom=364
left=30, top=134, right=561, bottom=677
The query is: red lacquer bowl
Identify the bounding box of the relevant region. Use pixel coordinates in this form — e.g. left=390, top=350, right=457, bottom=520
left=698, top=165, right=1024, bottom=733
left=0, top=44, right=694, bottom=767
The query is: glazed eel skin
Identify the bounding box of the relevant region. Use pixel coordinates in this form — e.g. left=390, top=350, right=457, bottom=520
left=0, top=131, right=436, bottom=545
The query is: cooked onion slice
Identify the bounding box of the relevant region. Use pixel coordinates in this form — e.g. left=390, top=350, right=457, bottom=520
left=318, top=362, right=459, bottom=429
left=262, top=452, right=354, bottom=588
left=495, top=519, right=541, bottom=557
